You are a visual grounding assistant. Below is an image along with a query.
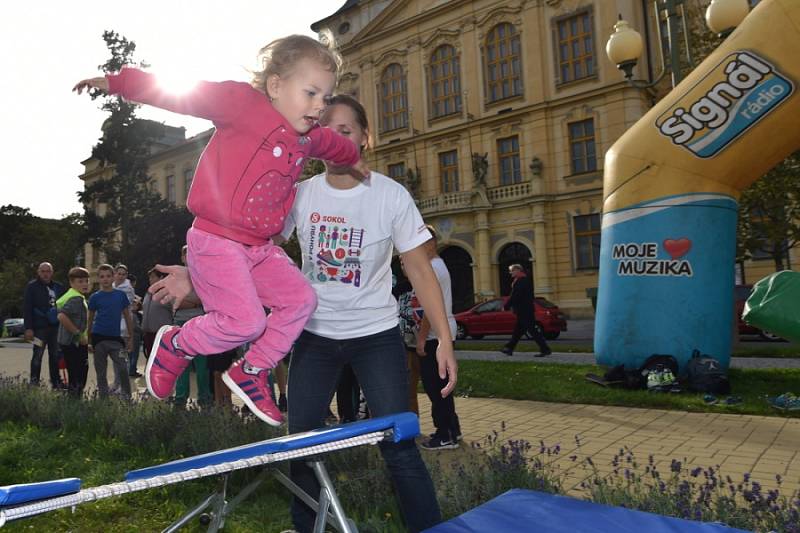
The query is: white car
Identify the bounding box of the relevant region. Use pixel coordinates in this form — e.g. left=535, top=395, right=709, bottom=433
left=3, top=318, right=24, bottom=337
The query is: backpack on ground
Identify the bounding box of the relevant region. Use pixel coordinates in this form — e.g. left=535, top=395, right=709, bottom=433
left=639, top=355, right=680, bottom=392
left=686, top=349, right=730, bottom=394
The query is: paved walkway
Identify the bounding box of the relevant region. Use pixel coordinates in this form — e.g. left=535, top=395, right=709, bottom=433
left=419, top=396, right=800, bottom=496
left=2, top=338, right=799, bottom=496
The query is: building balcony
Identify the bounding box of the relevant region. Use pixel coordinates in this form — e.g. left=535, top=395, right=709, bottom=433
left=487, top=181, right=532, bottom=202
left=418, top=190, right=473, bottom=215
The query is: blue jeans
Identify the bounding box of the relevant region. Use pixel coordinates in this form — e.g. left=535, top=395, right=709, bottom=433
left=288, top=327, right=442, bottom=533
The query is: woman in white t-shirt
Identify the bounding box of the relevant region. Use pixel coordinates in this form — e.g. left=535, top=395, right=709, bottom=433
left=277, top=94, right=455, bottom=532
left=148, top=95, right=456, bottom=532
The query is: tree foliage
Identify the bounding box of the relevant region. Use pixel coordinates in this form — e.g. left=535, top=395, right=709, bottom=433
left=0, top=205, right=85, bottom=319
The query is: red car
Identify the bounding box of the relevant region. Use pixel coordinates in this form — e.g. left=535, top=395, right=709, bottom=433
left=735, top=285, right=783, bottom=341
left=454, top=297, right=567, bottom=340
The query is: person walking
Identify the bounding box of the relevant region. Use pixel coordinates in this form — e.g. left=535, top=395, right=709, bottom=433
left=501, top=264, right=551, bottom=357
left=22, top=262, right=65, bottom=388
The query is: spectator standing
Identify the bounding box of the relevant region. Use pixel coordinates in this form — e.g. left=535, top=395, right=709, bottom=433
left=173, top=245, right=212, bottom=408
left=141, top=269, right=173, bottom=359
left=88, top=264, right=134, bottom=398
left=23, top=262, right=65, bottom=388
left=415, top=227, right=462, bottom=450
left=56, top=267, right=91, bottom=397
left=112, top=264, right=136, bottom=387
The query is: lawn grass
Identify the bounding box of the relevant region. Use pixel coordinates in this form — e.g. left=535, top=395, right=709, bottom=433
left=455, top=340, right=800, bottom=358
left=454, top=359, right=800, bottom=417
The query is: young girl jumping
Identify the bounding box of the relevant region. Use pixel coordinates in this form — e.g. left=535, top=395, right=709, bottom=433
left=74, top=35, right=368, bottom=426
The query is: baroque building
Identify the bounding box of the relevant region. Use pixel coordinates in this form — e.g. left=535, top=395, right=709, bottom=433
left=312, top=0, right=654, bottom=317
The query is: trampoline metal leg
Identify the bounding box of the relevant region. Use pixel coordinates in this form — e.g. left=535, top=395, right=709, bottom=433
left=310, top=460, right=357, bottom=533
left=162, top=491, right=220, bottom=533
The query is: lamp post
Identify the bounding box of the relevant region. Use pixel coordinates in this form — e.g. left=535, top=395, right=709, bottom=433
left=606, top=0, right=750, bottom=88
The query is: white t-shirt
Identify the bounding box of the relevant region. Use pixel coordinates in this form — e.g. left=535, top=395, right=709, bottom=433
left=427, top=257, right=457, bottom=341
left=281, top=172, right=431, bottom=339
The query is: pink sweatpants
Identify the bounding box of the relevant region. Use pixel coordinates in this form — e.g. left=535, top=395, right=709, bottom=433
left=179, top=227, right=317, bottom=369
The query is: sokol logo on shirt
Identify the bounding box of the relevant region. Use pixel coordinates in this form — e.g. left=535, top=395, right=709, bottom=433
left=310, top=212, right=321, bottom=223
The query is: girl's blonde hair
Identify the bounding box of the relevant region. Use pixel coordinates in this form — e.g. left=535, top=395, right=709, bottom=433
left=251, top=33, right=342, bottom=94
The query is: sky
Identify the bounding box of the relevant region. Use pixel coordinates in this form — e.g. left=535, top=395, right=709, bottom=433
left=0, top=1, right=341, bottom=220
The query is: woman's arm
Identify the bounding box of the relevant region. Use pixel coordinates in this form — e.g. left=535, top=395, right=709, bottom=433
left=400, top=244, right=457, bottom=397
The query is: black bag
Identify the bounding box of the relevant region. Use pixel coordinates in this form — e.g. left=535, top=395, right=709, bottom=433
left=686, top=350, right=730, bottom=394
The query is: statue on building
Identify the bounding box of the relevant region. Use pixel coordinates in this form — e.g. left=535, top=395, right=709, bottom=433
left=471, top=152, right=491, bottom=207
left=405, top=167, right=421, bottom=198
left=471, top=152, right=488, bottom=188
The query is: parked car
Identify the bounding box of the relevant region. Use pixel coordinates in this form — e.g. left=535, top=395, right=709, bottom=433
left=3, top=318, right=25, bottom=337
left=454, top=297, right=567, bottom=340
left=735, top=285, right=784, bottom=341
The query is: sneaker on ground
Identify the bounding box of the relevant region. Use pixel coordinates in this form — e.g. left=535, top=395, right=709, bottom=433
left=420, top=433, right=459, bottom=451
left=429, top=431, right=463, bottom=442
left=769, top=393, right=800, bottom=411
left=500, top=348, right=513, bottom=356
left=146, top=325, right=193, bottom=400
left=223, top=359, right=283, bottom=426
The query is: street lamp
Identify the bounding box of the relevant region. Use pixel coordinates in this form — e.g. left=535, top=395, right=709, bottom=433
left=606, top=0, right=750, bottom=88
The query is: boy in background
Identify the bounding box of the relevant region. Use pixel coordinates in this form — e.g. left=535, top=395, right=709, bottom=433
left=88, top=264, right=134, bottom=398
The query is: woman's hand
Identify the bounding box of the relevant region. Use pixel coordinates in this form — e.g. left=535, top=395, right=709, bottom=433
left=351, top=159, right=370, bottom=179
left=72, top=77, right=109, bottom=95
left=148, top=264, right=196, bottom=310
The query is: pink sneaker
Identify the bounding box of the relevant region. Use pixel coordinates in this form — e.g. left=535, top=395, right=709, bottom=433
left=222, top=359, right=283, bottom=426
left=146, top=325, right=193, bottom=400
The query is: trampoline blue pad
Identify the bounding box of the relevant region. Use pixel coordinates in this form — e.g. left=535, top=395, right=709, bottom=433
left=125, top=412, right=419, bottom=482
left=0, top=478, right=81, bottom=507
left=424, top=489, right=748, bottom=533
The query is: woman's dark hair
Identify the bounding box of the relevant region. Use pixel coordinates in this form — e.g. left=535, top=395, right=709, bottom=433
left=325, top=94, right=372, bottom=152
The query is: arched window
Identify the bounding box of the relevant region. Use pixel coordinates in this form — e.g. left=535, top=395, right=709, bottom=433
left=380, top=63, right=408, bottom=132
left=498, top=242, right=532, bottom=296
left=484, top=23, right=523, bottom=102
left=429, top=45, right=461, bottom=118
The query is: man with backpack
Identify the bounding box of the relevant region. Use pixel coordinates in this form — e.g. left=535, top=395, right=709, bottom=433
left=22, top=262, right=65, bottom=388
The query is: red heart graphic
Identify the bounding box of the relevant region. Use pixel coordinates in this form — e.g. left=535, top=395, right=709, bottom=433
left=663, top=238, right=691, bottom=260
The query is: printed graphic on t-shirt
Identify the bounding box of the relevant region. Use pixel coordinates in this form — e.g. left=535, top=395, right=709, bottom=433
left=307, top=212, right=365, bottom=287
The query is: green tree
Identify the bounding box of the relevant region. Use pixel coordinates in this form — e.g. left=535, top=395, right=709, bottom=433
left=736, top=152, right=800, bottom=273
left=0, top=206, right=84, bottom=320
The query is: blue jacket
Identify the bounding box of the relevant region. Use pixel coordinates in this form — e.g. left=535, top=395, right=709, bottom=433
left=23, top=278, right=65, bottom=330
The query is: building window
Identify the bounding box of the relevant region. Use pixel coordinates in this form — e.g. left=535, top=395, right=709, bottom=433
left=439, top=150, right=459, bottom=192
left=388, top=162, right=406, bottom=182
left=380, top=63, right=408, bottom=133
left=485, top=23, right=523, bottom=102
left=183, top=168, right=193, bottom=201
left=497, top=136, right=521, bottom=185
left=568, top=119, right=597, bottom=174
left=429, top=45, right=461, bottom=118
left=574, top=213, right=601, bottom=269
left=166, top=175, right=176, bottom=203
left=555, top=10, right=595, bottom=84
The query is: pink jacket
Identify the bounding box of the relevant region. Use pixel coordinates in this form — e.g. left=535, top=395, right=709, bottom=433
left=106, top=68, right=361, bottom=246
